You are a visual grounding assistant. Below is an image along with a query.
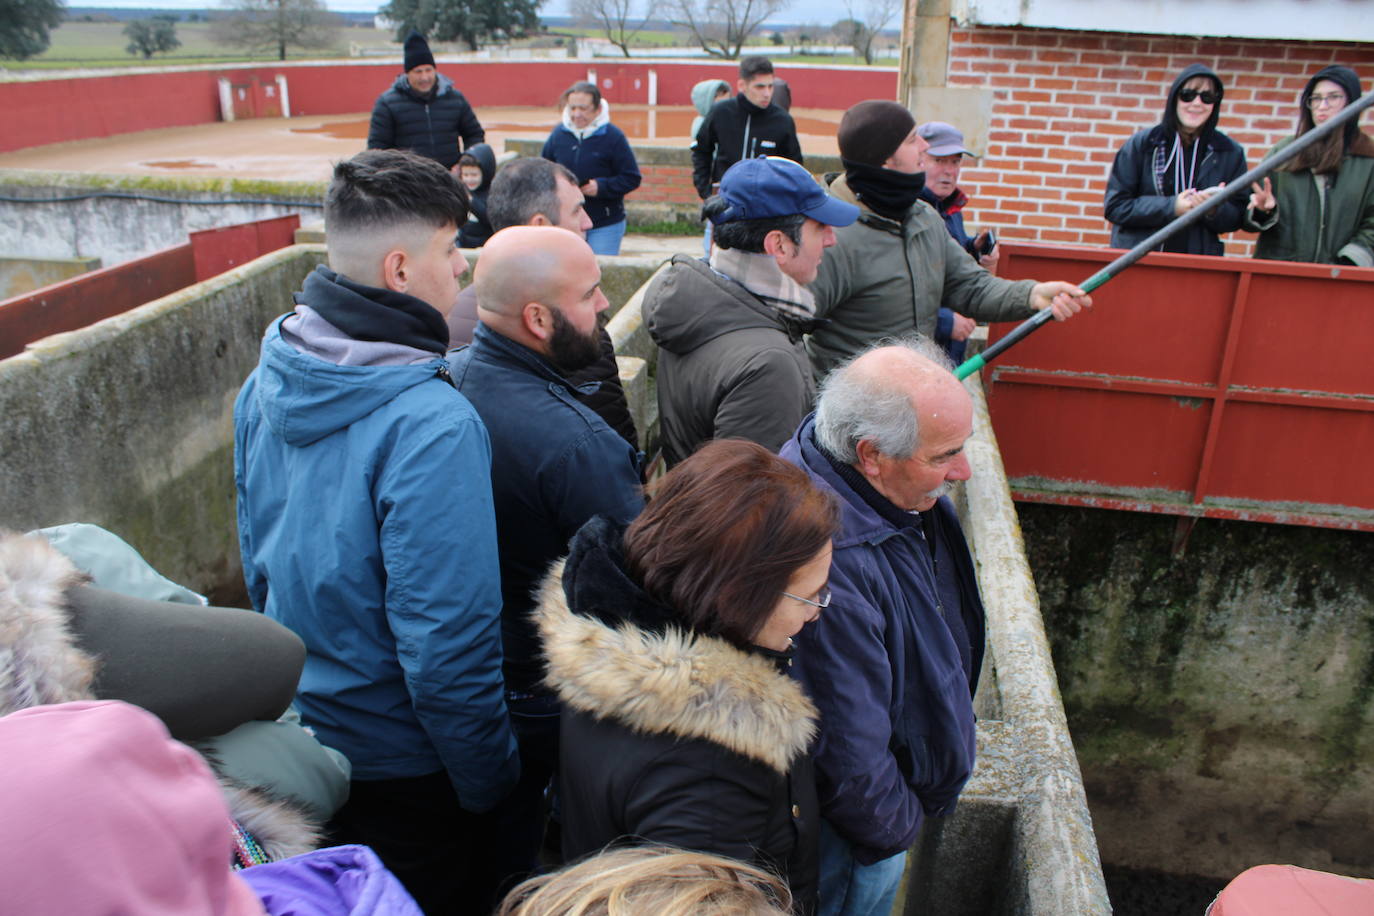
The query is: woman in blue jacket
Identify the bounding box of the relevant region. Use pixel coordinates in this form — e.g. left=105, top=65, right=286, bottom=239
left=541, top=81, right=642, bottom=255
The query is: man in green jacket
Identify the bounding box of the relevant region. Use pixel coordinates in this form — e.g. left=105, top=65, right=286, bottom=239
left=807, top=100, right=1092, bottom=378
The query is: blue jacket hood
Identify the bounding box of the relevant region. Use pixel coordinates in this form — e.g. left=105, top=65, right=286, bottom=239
left=253, top=318, right=448, bottom=448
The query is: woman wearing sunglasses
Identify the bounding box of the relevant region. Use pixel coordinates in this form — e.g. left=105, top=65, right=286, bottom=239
left=537, top=438, right=838, bottom=915
left=1245, top=65, right=1374, bottom=266
left=1104, top=63, right=1248, bottom=256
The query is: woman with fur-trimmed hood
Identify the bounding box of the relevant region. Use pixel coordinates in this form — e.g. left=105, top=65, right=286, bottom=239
left=539, top=439, right=839, bottom=915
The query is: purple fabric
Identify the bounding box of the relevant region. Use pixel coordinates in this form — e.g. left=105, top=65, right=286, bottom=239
left=239, top=845, right=423, bottom=916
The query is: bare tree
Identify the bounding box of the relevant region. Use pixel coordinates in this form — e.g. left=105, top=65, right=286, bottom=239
left=840, top=0, right=897, bottom=65
left=212, top=0, right=340, bottom=61
left=572, top=0, right=648, bottom=58
left=667, top=0, right=790, bottom=60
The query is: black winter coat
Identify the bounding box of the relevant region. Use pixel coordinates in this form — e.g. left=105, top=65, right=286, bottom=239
left=1104, top=63, right=1247, bottom=256
left=367, top=74, right=485, bottom=170
left=457, top=142, right=496, bottom=249
left=539, top=518, right=820, bottom=914
left=691, top=94, right=803, bottom=199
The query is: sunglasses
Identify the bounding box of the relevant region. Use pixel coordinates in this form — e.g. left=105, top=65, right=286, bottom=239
left=1178, top=88, right=1220, bottom=105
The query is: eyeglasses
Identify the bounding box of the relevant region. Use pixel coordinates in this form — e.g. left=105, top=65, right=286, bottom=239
left=1308, top=92, right=1347, bottom=109
left=781, top=585, right=832, bottom=609
left=1178, top=88, right=1220, bottom=105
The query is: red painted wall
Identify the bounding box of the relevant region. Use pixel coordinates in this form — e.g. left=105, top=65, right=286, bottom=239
left=0, top=61, right=896, bottom=154
left=947, top=28, right=1374, bottom=256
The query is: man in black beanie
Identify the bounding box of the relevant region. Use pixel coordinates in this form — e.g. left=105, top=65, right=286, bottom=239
left=807, top=99, right=1092, bottom=378
left=368, top=30, right=485, bottom=171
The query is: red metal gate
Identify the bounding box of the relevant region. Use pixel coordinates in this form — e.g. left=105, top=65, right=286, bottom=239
left=985, top=243, right=1374, bottom=532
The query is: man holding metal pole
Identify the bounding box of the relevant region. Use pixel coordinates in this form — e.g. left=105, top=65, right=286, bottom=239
left=807, top=100, right=1093, bottom=380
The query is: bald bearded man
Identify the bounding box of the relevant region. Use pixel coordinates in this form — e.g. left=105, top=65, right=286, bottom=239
left=450, top=226, right=644, bottom=897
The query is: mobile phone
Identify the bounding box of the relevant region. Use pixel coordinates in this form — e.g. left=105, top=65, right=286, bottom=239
left=976, top=229, right=997, bottom=257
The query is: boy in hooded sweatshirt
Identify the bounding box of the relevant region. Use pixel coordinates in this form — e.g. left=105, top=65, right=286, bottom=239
left=1104, top=63, right=1248, bottom=256
left=457, top=143, right=497, bottom=249
left=689, top=78, right=731, bottom=146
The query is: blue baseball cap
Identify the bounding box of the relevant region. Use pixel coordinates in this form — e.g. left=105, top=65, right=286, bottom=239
left=711, top=157, right=860, bottom=227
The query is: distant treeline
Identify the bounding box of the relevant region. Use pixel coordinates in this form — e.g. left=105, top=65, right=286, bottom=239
left=64, top=7, right=378, bottom=25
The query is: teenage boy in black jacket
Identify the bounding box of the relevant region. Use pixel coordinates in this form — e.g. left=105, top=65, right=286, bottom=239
left=692, top=56, right=804, bottom=200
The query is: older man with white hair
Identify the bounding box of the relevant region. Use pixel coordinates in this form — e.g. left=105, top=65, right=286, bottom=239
left=780, top=337, right=985, bottom=916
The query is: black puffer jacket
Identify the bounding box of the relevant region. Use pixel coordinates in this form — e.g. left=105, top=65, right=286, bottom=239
left=367, top=73, right=485, bottom=169
left=539, top=517, right=820, bottom=914
left=691, top=94, right=804, bottom=198
left=1104, top=63, right=1248, bottom=256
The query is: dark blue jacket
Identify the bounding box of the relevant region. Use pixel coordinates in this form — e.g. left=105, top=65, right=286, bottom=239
left=541, top=122, right=642, bottom=229
left=780, top=417, right=983, bottom=864
left=235, top=283, right=516, bottom=809
left=451, top=325, right=644, bottom=694
left=457, top=142, right=497, bottom=249
left=368, top=73, right=485, bottom=170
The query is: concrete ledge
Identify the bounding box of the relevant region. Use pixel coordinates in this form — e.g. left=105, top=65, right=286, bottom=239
left=911, top=373, right=1109, bottom=914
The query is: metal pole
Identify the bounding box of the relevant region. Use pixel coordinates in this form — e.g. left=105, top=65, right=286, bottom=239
left=955, top=90, right=1374, bottom=380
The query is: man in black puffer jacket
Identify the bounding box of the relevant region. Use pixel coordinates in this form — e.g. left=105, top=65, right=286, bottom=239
left=368, top=31, right=485, bottom=171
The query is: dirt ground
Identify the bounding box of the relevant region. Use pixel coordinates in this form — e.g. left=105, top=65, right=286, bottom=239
left=0, top=105, right=844, bottom=183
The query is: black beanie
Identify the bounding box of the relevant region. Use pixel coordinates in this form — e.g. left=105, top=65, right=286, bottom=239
left=837, top=100, right=917, bottom=167
left=404, top=30, right=435, bottom=72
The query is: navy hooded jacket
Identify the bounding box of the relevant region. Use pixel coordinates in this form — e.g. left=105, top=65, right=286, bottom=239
left=780, top=416, right=984, bottom=864
left=541, top=113, right=642, bottom=229
left=1104, top=63, right=1248, bottom=256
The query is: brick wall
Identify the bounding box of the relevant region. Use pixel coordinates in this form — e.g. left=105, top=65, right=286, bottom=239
left=946, top=27, right=1374, bottom=256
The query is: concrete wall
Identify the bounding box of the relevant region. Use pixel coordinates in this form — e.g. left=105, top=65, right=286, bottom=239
left=0, top=244, right=325, bottom=602
left=1022, top=504, right=1374, bottom=882
left=0, top=170, right=322, bottom=263
left=0, top=255, right=100, bottom=299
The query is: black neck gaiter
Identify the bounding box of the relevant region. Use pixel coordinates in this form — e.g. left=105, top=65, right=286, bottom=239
left=297, top=265, right=450, bottom=354
left=842, top=158, right=927, bottom=222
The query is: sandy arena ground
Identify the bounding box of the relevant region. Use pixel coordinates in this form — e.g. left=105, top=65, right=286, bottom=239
left=0, top=105, right=844, bottom=183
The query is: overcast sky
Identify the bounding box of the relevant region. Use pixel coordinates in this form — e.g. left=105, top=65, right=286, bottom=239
left=70, top=0, right=856, bottom=28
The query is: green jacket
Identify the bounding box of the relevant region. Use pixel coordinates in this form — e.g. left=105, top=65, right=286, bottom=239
left=1244, top=133, right=1374, bottom=266
left=806, top=174, right=1036, bottom=377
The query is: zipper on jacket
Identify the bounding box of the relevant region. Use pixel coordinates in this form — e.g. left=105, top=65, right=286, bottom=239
left=742, top=114, right=753, bottom=162
left=426, top=104, right=434, bottom=152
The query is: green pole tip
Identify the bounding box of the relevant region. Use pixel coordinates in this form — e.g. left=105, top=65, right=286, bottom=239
left=955, top=354, right=985, bottom=380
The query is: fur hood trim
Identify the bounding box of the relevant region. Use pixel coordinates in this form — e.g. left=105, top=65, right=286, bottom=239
left=0, top=532, right=96, bottom=714
left=0, top=531, right=319, bottom=860
left=536, top=560, right=817, bottom=774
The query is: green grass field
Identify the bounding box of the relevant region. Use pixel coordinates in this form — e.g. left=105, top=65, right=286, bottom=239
left=7, top=21, right=404, bottom=70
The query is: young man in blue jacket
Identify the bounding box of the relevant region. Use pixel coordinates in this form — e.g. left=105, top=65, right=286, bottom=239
left=452, top=225, right=645, bottom=894
left=234, top=149, right=516, bottom=915
left=780, top=338, right=986, bottom=916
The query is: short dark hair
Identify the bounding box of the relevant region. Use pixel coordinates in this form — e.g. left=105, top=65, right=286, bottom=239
left=559, top=80, right=601, bottom=109
left=623, top=439, right=839, bottom=647
left=702, top=195, right=805, bottom=253
left=326, top=149, right=468, bottom=235
left=457, top=152, right=480, bottom=169
left=487, top=157, right=579, bottom=231
left=739, top=56, right=773, bottom=81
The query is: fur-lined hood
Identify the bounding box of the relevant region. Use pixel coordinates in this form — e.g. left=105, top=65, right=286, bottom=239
left=0, top=531, right=318, bottom=861
left=535, top=526, right=817, bottom=775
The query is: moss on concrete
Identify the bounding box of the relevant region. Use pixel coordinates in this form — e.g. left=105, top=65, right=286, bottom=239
left=1021, top=503, right=1374, bottom=878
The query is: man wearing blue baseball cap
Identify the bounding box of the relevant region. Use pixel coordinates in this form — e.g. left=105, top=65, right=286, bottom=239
left=644, top=156, right=859, bottom=467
